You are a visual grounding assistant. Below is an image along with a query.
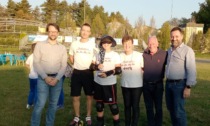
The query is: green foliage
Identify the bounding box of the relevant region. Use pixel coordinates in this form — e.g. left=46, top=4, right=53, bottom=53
left=192, top=0, right=210, bottom=33
left=7, top=0, right=16, bottom=17
left=91, top=13, right=105, bottom=37
left=92, top=6, right=109, bottom=27
left=0, top=5, right=8, bottom=17
left=202, top=28, right=210, bottom=53
left=16, top=0, right=31, bottom=14
left=41, top=0, right=58, bottom=23
left=31, top=6, right=41, bottom=21
left=192, top=31, right=203, bottom=52
left=158, top=21, right=171, bottom=50
left=0, top=33, right=19, bottom=46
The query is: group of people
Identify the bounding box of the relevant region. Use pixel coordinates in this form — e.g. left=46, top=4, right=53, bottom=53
left=26, top=22, right=196, bottom=126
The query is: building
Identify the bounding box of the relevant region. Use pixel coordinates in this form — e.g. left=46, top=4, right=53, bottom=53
left=185, top=22, right=204, bottom=44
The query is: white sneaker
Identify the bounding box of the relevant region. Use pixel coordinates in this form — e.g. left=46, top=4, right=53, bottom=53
left=26, top=104, right=33, bottom=109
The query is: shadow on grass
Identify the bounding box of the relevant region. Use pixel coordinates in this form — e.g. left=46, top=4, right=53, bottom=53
left=0, top=66, right=210, bottom=126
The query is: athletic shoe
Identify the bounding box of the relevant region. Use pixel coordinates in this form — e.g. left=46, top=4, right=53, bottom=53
left=56, top=105, right=64, bottom=110
left=69, top=116, right=83, bottom=126
left=85, top=116, right=92, bottom=126
left=26, top=104, right=33, bottom=109
left=95, top=116, right=104, bottom=126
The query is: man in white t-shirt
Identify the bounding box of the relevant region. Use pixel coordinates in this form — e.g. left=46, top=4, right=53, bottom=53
left=68, top=23, right=95, bottom=126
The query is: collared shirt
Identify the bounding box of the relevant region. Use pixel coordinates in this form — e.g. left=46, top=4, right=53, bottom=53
left=143, top=48, right=167, bottom=82
left=165, top=43, right=196, bottom=86
left=33, top=40, right=67, bottom=80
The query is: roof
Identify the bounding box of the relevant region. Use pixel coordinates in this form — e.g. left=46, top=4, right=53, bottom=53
left=186, top=22, right=204, bottom=27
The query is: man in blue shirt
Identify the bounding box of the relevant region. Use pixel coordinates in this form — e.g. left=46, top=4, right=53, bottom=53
left=165, top=27, right=196, bottom=126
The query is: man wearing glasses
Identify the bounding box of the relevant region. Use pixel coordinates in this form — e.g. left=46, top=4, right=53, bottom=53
left=31, top=23, right=67, bottom=126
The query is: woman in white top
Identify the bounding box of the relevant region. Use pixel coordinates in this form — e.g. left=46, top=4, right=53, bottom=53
left=26, top=43, right=38, bottom=109
left=90, top=35, right=122, bottom=126
left=120, top=35, right=144, bottom=126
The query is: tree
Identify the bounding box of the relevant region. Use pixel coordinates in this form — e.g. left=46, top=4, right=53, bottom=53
left=7, top=0, right=16, bottom=17
left=202, top=28, right=210, bottom=53
left=169, top=18, right=180, bottom=27
left=32, top=6, right=41, bottom=21
left=157, top=21, right=171, bottom=50
left=57, top=0, right=69, bottom=25
left=59, top=11, right=77, bottom=35
left=14, top=0, right=33, bottom=19
left=192, top=31, right=203, bottom=52
left=134, top=16, right=145, bottom=40
left=16, top=0, right=31, bottom=14
left=192, top=0, right=210, bottom=33
left=0, top=5, right=7, bottom=17
left=179, top=17, right=190, bottom=27
left=123, top=18, right=133, bottom=36
left=109, top=11, right=125, bottom=24
left=150, top=16, right=156, bottom=29
left=41, top=0, right=58, bottom=23
left=75, top=0, right=90, bottom=26
left=92, top=6, right=109, bottom=27
left=92, top=13, right=105, bottom=37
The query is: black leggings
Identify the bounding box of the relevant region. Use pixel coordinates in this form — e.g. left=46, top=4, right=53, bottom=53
left=121, top=87, right=143, bottom=126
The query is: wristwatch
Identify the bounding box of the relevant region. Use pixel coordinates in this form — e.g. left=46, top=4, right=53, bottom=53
left=186, top=85, right=191, bottom=89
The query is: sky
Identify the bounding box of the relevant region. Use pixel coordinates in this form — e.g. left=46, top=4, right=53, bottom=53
left=0, top=0, right=206, bottom=28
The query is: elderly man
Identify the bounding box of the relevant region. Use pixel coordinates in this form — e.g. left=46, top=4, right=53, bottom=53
left=143, top=36, right=167, bottom=126
left=165, top=27, right=196, bottom=126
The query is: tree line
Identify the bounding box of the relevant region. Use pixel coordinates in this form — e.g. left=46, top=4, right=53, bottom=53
left=0, top=0, right=210, bottom=53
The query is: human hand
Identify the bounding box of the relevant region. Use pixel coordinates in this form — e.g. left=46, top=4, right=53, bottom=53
left=98, top=72, right=107, bottom=78
left=45, top=77, right=54, bottom=85
left=183, top=88, right=191, bottom=98
left=48, top=78, right=59, bottom=86
left=98, top=64, right=104, bottom=70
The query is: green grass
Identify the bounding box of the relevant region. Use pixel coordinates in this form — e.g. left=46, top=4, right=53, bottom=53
left=195, top=52, right=210, bottom=59
left=0, top=62, right=210, bottom=126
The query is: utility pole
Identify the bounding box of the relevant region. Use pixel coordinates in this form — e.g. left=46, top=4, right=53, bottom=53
left=171, top=0, right=173, bottom=19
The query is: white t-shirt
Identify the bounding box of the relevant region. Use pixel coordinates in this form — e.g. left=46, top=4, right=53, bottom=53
left=120, top=51, right=144, bottom=88
left=94, top=51, right=121, bottom=85
left=69, top=39, right=96, bottom=70
left=26, top=54, right=38, bottom=79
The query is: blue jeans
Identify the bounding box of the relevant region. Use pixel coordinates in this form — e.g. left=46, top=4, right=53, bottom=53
left=165, top=79, right=187, bottom=126
left=31, top=76, right=62, bottom=126
left=57, top=76, right=65, bottom=106
left=143, top=81, right=163, bottom=126
left=121, top=87, right=143, bottom=126
left=28, top=78, right=38, bottom=105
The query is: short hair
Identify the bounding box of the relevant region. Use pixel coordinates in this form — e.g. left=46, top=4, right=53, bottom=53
left=46, top=23, right=60, bottom=32
left=81, top=23, right=91, bottom=29
left=122, top=35, right=133, bottom=44
left=170, top=27, right=183, bottom=35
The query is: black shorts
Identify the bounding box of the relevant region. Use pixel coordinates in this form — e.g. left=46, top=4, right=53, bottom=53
left=70, top=69, right=94, bottom=96
left=93, top=81, right=117, bottom=104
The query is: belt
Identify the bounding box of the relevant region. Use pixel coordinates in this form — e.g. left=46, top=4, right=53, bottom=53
left=166, top=79, right=185, bottom=83
left=144, top=80, right=163, bottom=84
left=47, top=73, right=57, bottom=76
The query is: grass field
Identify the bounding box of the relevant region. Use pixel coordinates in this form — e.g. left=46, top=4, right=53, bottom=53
left=0, top=62, right=210, bottom=126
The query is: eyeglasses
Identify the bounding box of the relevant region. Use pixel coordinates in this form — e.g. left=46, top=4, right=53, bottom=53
left=48, top=31, right=58, bottom=34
